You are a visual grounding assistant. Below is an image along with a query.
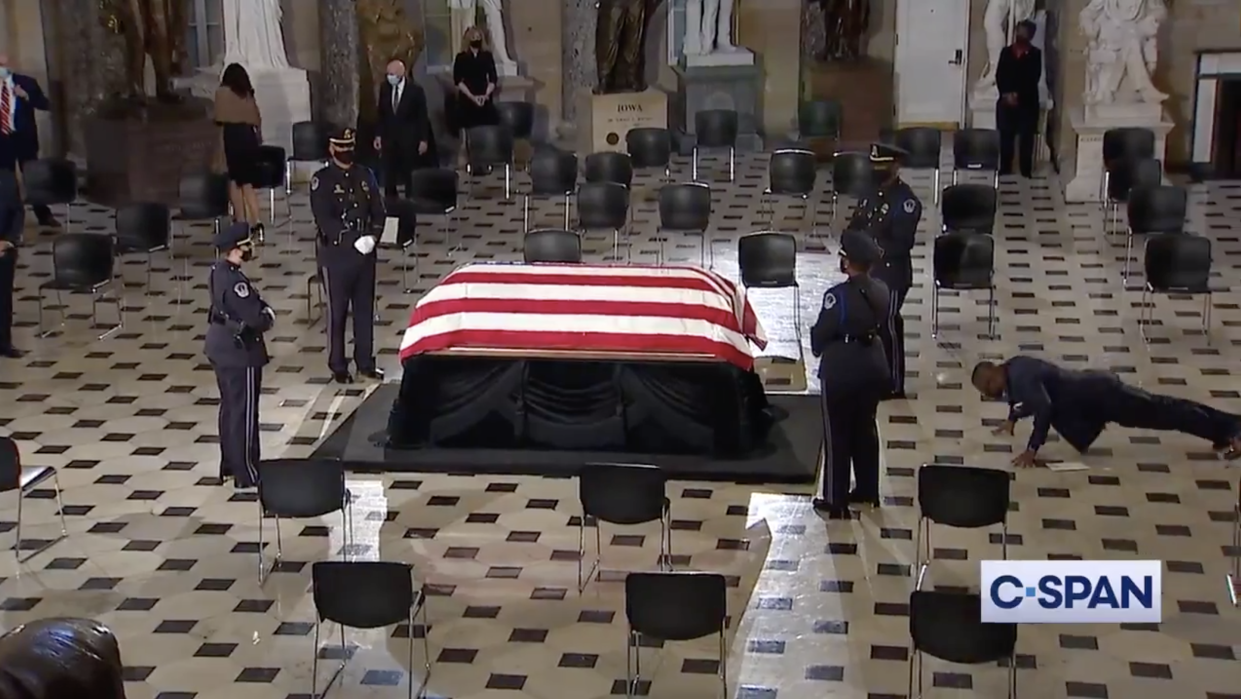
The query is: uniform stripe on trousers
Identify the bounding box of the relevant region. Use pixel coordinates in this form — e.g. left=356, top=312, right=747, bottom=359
left=820, top=390, right=836, bottom=503
left=244, top=367, right=258, bottom=484
left=322, top=266, right=335, bottom=360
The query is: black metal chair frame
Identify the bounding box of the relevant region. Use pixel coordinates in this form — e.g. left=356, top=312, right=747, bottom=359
left=408, top=170, right=462, bottom=254
left=907, top=588, right=1017, bottom=699
left=464, top=126, right=514, bottom=200
left=913, top=464, right=1009, bottom=590
left=255, top=147, right=293, bottom=228
left=1099, top=128, right=1156, bottom=203
left=691, top=118, right=737, bottom=184
left=1229, top=477, right=1240, bottom=606
left=0, top=438, right=68, bottom=563
left=895, top=128, right=945, bottom=205
left=255, top=461, right=355, bottom=584
left=1103, top=159, right=1161, bottom=236
left=950, top=131, right=1001, bottom=190
left=657, top=182, right=713, bottom=268
left=577, top=463, right=673, bottom=592
left=575, top=182, right=631, bottom=262
left=114, top=205, right=182, bottom=291
left=760, top=149, right=818, bottom=237
left=37, top=240, right=124, bottom=341
left=939, top=185, right=997, bottom=236
left=1135, top=237, right=1217, bottom=345
left=1123, top=192, right=1186, bottom=283
left=624, top=572, right=727, bottom=699
left=828, top=151, right=872, bottom=222
left=738, top=231, right=803, bottom=365
left=931, top=239, right=997, bottom=340
left=310, top=562, right=431, bottom=699
left=523, top=163, right=575, bottom=233
left=285, top=122, right=329, bottom=196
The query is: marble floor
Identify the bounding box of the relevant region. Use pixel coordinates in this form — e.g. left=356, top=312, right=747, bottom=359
left=1, top=147, right=1240, bottom=699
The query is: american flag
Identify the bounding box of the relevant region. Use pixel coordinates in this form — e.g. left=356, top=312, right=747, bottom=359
left=400, top=263, right=769, bottom=370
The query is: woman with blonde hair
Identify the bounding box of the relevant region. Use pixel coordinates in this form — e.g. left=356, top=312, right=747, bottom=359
left=213, top=62, right=265, bottom=239
left=450, top=25, right=500, bottom=137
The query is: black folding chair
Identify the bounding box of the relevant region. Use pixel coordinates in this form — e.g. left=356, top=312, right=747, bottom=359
left=931, top=232, right=995, bottom=339
left=1103, top=157, right=1161, bottom=235
left=311, top=561, right=431, bottom=699
left=940, top=184, right=998, bottom=235
left=524, top=228, right=582, bottom=263
left=577, top=181, right=630, bottom=260
left=114, top=202, right=177, bottom=289
left=0, top=436, right=67, bottom=563
left=380, top=199, right=419, bottom=293
left=585, top=151, right=635, bottom=188
left=1139, top=233, right=1216, bottom=343
left=524, top=149, right=578, bottom=231
left=909, top=590, right=1017, bottom=699
left=287, top=121, right=329, bottom=195
left=627, top=127, right=673, bottom=181
left=1101, top=127, right=1156, bottom=203
left=693, top=109, right=738, bottom=182
left=657, top=182, right=712, bottom=267
left=951, top=129, right=1001, bottom=188
left=738, top=232, right=801, bottom=363
left=829, top=151, right=873, bottom=221
left=625, top=571, right=728, bottom=698
left=578, top=463, right=672, bottom=591
left=22, top=158, right=78, bottom=231
left=177, top=172, right=230, bottom=241
left=407, top=168, right=460, bottom=250
left=914, top=464, right=1010, bottom=589
left=37, top=233, right=123, bottom=340
left=256, top=459, right=354, bottom=584
left=761, top=149, right=817, bottom=235
left=798, top=99, right=842, bottom=141
left=464, top=124, right=515, bottom=199
left=895, top=127, right=944, bottom=203
left=1124, top=184, right=1187, bottom=281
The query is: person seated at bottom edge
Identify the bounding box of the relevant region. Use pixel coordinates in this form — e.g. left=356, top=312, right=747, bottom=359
left=972, top=355, right=1241, bottom=468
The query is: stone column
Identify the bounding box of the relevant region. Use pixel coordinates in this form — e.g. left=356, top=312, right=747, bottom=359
left=47, top=0, right=126, bottom=155
left=559, top=0, right=598, bottom=138
left=318, top=0, right=361, bottom=128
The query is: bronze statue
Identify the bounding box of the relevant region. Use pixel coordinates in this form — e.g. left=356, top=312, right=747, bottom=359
left=596, top=0, right=665, bottom=93
left=357, top=0, right=424, bottom=124
left=98, top=0, right=189, bottom=102
left=818, top=0, right=870, bottom=61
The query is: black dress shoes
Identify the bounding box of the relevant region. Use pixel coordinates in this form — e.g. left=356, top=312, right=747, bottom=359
left=812, top=499, right=854, bottom=520
left=332, top=371, right=354, bottom=384
left=0, top=347, right=24, bottom=359
left=358, top=368, right=384, bottom=380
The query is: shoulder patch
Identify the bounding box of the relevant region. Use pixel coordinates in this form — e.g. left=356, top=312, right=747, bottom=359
left=233, top=282, right=250, bottom=298
left=903, top=198, right=916, bottom=213
left=823, top=292, right=837, bottom=310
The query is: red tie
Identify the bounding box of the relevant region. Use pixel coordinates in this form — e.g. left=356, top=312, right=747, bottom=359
left=1, top=85, right=11, bottom=135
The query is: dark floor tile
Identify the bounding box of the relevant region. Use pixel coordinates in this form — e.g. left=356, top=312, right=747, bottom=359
left=484, top=674, right=526, bottom=690
left=804, top=665, right=844, bottom=681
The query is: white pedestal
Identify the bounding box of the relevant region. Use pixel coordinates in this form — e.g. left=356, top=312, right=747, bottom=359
left=1064, top=104, right=1174, bottom=204
left=683, top=48, right=755, bottom=67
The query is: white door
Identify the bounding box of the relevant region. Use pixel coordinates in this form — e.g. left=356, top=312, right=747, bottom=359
left=894, top=0, right=971, bottom=127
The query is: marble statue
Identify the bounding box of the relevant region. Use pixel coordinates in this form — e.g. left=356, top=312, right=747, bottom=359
left=817, top=0, right=870, bottom=62
left=976, top=0, right=1037, bottom=92
left=596, top=0, right=665, bottom=93
left=1080, top=0, right=1168, bottom=105
left=683, top=0, right=739, bottom=57
left=449, top=0, right=518, bottom=75
left=99, top=0, right=189, bottom=101
left=222, top=0, right=290, bottom=70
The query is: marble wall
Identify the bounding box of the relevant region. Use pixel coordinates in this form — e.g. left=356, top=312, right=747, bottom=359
left=318, top=0, right=362, bottom=128
left=560, top=0, right=598, bottom=136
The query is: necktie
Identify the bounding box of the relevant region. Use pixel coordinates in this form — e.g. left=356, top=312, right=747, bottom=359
left=392, top=83, right=400, bottom=111
left=1, top=85, right=11, bottom=135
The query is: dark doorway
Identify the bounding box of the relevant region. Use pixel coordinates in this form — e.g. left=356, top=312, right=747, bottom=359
left=1212, top=78, right=1241, bottom=178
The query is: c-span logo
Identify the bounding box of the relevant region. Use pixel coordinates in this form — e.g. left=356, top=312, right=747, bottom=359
left=981, top=560, right=1162, bottom=624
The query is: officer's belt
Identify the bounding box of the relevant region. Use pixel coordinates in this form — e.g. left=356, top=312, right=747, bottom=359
left=841, top=332, right=878, bottom=344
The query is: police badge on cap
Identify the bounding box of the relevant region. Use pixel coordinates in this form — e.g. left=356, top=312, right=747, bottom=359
left=328, top=127, right=356, bottom=149
left=869, top=142, right=908, bottom=165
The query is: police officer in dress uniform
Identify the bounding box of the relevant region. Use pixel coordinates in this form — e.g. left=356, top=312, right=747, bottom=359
left=310, top=126, right=386, bottom=384
left=206, top=223, right=274, bottom=489
left=810, top=229, right=893, bottom=519
left=845, top=142, right=922, bottom=399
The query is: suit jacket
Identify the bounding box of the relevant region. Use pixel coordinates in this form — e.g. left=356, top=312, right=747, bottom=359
left=996, top=45, right=1042, bottom=114
left=0, top=73, right=50, bottom=165
left=377, top=79, right=429, bottom=156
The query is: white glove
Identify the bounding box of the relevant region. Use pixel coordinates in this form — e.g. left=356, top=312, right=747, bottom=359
left=262, top=306, right=276, bottom=322
left=354, top=235, right=377, bottom=255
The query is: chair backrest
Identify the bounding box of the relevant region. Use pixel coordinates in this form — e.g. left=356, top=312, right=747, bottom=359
left=576, top=181, right=629, bottom=230
left=495, top=101, right=535, bottom=140
left=917, top=464, right=1010, bottom=528
left=1126, top=185, right=1187, bottom=235
left=933, top=233, right=994, bottom=289
left=694, top=109, right=739, bottom=149
left=466, top=125, right=515, bottom=165
left=768, top=149, right=817, bottom=196
left=384, top=199, right=419, bottom=247
left=738, top=232, right=797, bottom=288
left=799, top=99, right=842, bottom=139
left=910, top=590, right=1016, bottom=664
left=1106, top=157, right=1162, bottom=203
left=952, top=129, right=1001, bottom=171
left=658, top=183, right=712, bottom=232
left=831, top=152, right=874, bottom=198
left=178, top=173, right=231, bottom=219
left=312, top=561, right=415, bottom=629
left=625, top=572, right=727, bottom=642
left=579, top=462, right=667, bottom=525
left=52, top=233, right=115, bottom=288
left=529, top=149, right=578, bottom=196
left=895, top=128, right=943, bottom=169
left=1102, top=127, right=1155, bottom=165
left=1145, top=234, right=1211, bottom=291
left=409, top=168, right=459, bottom=212
left=257, top=459, right=348, bottom=519
left=584, top=151, right=634, bottom=188
left=290, top=121, right=328, bottom=161
left=940, top=184, right=997, bottom=234
left=0, top=435, right=18, bottom=492
left=253, top=145, right=288, bottom=189
left=523, top=229, right=582, bottom=263
left=114, top=202, right=171, bottom=252
left=626, top=127, right=673, bottom=168
left=22, top=158, right=77, bottom=207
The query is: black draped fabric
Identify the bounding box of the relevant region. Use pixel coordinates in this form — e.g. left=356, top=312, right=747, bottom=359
left=386, top=356, right=773, bottom=458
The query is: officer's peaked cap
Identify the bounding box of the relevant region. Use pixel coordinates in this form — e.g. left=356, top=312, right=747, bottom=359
left=870, top=142, right=908, bottom=165
left=215, top=221, right=253, bottom=251
left=328, top=126, right=357, bottom=147
left=839, top=228, right=882, bottom=266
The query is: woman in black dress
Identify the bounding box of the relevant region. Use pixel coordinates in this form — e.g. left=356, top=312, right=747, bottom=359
left=452, top=25, right=500, bottom=139
left=214, top=63, right=264, bottom=238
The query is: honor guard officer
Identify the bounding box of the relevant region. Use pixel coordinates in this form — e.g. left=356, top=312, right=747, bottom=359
left=206, top=222, right=275, bottom=489
left=810, top=229, right=893, bottom=519
left=311, top=126, right=386, bottom=384
left=845, top=142, right=922, bottom=399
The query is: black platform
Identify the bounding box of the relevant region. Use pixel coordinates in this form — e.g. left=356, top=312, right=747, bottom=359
left=311, top=384, right=820, bottom=484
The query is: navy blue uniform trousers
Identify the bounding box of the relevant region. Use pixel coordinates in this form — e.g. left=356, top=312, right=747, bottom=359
left=1054, top=372, right=1240, bottom=452
left=874, top=262, right=910, bottom=396
left=320, top=252, right=377, bottom=374
left=820, top=389, right=883, bottom=503
left=214, top=365, right=262, bottom=487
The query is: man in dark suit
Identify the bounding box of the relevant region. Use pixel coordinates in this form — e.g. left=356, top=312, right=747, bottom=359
left=0, top=170, right=24, bottom=357
left=996, top=21, right=1042, bottom=179
left=0, top=54, right=56, bottom=227
left=374, top=58, right=432, bottom=201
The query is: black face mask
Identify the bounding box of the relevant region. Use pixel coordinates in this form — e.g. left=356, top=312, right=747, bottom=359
left=872, top=167, right=891, bottom=186
left=470, top=40, right=482, bottom=49
left=333, top=149, right=355, bottom=166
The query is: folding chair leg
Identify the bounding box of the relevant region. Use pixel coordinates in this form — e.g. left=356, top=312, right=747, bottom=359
left=718, top=629, right=728, bottom=698
left=1228, top=496, right=1240, bottom=606
left=1139, top=287, right=1150, bottom=343
left=728, top=147, right=735, bottom=182
left=504, top=164, right=512, bottom=200
left=576, top=515, right=601, bottom=592
left=933, top=168, right=941, bottom=205
left=1123, top=230, right=1134, bottom=281
left=52, top=473, right=67, bottom=540
left=986, top=286, right=996, bottom=339
left=625, top=629, right=642, bottom=699
left=930, top=285, right=940, bottom=338
left=269, top=188, right=277, bottom=226
left=1203, top=293, right=1212, bottom=344
left=522, top=194, right=531, bottom=232
left=311, top=622, right=349, bottom=699
left=912, top=516, right=929, bottom=590
left=692, top=146, right=699, bottom=182
left=563, top=193, right=572, bottom=230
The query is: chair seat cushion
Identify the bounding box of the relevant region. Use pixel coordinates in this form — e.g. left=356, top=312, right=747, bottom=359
left=20, top=466, right=55, bottom=491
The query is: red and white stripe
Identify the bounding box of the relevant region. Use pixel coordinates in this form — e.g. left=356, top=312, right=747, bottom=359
left=400, top=263, right=769, bottom=370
